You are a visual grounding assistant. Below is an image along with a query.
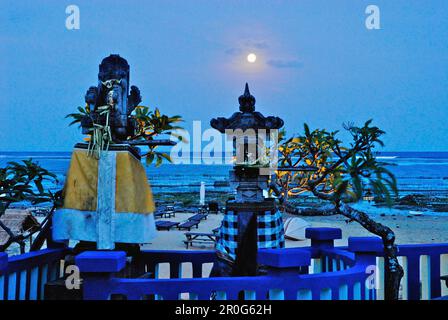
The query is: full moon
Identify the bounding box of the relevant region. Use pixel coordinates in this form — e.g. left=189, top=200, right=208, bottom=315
left=247, top=53, right=257, bottom=63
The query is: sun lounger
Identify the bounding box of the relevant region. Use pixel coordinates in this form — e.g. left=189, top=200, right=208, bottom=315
left=177, top=220, right=200, bottom=231
left=156, top=221, right=179, bottom=231
left=188, top=213, right=208, bottom=221
left=154, top=212, right=163, bottom=219
left=183, top=232, right=217, bottom=249
left=198, top=206, right=208, bottom=214
left=161, top=210, right=175, bottom=218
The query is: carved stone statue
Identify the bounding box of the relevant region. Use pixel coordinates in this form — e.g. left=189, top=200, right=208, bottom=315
left=81, top=54, right=142, bottom=142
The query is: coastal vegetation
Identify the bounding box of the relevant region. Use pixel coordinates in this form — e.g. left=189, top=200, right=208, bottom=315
left=0, top=160, right=59, bottom=253
left=66, top=104, right=185, bottom=166
left=272, top=120, right=403, bottom=300
left=131, top=105, right=185, bottom=165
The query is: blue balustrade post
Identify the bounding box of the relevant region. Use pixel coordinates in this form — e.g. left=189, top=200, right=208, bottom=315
left=305, top=228, right=342, bottom=273
left=75, top=251, right=126, bottom=300
left=258, top=248, right=311, bottom=276
left=348, top=237, right=383, bottom=300
left=0, top=252, right=7, bottom=272
left=258, top=248, right=311, bottom=300
left=0, top=253, right=7, bottom=300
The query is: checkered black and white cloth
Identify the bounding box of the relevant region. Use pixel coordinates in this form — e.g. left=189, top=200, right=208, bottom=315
left=215, top=209, right=285, bottom=261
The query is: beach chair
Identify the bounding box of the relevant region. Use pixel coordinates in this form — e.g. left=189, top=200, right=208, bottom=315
left=161, top=210, right=175, bottom=218
left=154, top=212, right=163, bottom=219
left=198, top=205, right=208, bottom=214
left=188, top=213, right=208, bottom=222
left=177, top=220, right=200, bottom=231
left=156, top=221, right=179, bottom=231
left=182, top=206, right=199, bottom=213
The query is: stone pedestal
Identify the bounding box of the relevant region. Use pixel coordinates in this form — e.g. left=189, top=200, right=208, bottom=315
left=53, top=144, right=156, bottom=250
left=213, top=166, right=285, bottom=276
left=229, top=166, right=268, bottom=203
left=210, top=84, right=285, bottom=278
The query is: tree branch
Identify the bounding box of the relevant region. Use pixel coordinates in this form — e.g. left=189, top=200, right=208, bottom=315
left=335, top=202, right=404, bottom=300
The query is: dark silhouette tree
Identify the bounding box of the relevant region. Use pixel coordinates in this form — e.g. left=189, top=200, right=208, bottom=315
left=0, top=160, right=59, bottom=253
left=271, top=120, right=403, bottom=300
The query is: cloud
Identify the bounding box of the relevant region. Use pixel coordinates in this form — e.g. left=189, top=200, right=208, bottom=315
left=266, top=59, right=304, bottom=69
left=225, top=40, right=269, bottom=56
left=225, top=47, right=242, bottom=55
left=245, top=40, right=269, bottom=49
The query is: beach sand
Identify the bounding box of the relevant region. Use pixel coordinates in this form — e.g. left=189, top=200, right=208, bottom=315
left=144, top=211, right=448, bottom=251
left=145, top=212, right=223, bottom=251
left=142, top=211, right=448, bottom=279
left=6, top=209, right=446, bottom=255
left=293, top=214, right=448, bottom=246
left=5, top=209, right=446, bottom=279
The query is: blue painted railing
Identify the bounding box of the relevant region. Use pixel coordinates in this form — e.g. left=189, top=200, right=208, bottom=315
left=373, top=243, right=448, bottom=300
left=1, top=228, right=447, bottom=300
left=0, top=248, right=69, bottom=300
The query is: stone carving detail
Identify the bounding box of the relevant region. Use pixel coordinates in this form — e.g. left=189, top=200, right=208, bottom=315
left=81, top=54, right=142, bottom=142
left=210, top=83, right=284, bottom=133
left=230, top=169, right=269, bottom=203
left=211, top=83, right=285, bottom=202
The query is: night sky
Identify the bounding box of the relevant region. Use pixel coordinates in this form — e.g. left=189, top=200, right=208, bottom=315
left=1, top=1, right=447, bottom=151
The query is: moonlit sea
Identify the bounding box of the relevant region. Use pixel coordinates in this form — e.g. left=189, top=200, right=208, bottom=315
left=1, top=151, right=447, bottom=207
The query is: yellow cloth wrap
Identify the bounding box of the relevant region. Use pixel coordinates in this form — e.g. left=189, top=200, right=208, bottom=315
left=63, top=150, right=98, bottom=211
left=115, top=152, right=155, bottom=213
left=62, top=149, right=155, bottom=214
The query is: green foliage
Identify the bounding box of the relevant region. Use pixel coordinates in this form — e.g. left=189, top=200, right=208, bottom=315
left=66, top=103, right=186, bottom=167
left=132, top=106, right=186, bottom=167
left=65, top=105, right=91, bottom=127
left=275, top=120, right=398, bottom=206
left=133, top=106, right=184, bottom=138
left=0, top=160, right=58, bottom=213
